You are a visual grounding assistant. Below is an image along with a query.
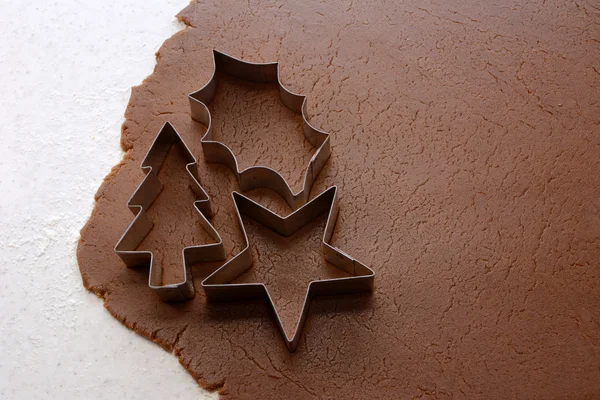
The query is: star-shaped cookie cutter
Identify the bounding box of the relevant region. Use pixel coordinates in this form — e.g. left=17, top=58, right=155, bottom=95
left=201, top=186, right=375, bottom=352
left=114, top=122, right=226, bottom=302
left=188, top=49, right=330, bottom=210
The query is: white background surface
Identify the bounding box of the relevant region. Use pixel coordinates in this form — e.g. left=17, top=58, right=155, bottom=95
left=0, top=1, right=214, bottom=398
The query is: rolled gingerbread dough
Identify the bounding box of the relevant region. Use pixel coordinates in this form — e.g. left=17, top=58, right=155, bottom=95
left=78, top=1, right=600, bottom=398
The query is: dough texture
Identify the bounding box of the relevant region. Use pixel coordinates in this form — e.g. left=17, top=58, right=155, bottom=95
left=78, top=0, right=600, bottom=398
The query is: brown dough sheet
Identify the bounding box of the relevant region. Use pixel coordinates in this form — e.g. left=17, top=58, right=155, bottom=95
left=77, top=0, right=600, bottom=398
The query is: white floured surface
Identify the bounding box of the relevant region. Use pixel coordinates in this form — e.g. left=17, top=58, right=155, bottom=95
left=0, top=1, right=215, bottom=398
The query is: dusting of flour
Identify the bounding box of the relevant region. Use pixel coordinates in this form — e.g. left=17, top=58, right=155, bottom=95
left=0, top=1, right=214, bottom=399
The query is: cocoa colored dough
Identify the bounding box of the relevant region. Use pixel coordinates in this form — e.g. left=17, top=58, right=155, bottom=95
left=77, top=1, right=600, bottom=398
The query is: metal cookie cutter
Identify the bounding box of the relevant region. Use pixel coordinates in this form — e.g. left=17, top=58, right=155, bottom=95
left=202, top=186, right=375, bottom=352
left=114, top=122, right=226, bottom=302
left=188, top=49, right=330, bottom=211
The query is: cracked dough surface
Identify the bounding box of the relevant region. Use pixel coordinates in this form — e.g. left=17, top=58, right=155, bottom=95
left=78, top=0, right=600, bottom=398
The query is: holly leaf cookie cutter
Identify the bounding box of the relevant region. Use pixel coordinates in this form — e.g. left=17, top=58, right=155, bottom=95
left=114, top=122, right=226, bottom=302
left=188, top=49, right=330, bottom=211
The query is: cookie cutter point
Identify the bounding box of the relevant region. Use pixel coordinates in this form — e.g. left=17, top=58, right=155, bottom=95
left=188, top=49, right=331, bottom=211
left=114, top=121, right=226, bottom=302
left=201, top=186, right=375, bottom=352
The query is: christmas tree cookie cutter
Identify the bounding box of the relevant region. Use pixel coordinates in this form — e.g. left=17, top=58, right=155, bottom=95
left=114, top=122, right=226, bottom=302
left=188, top=49, right=330, bottom=211
left=202, top=186, right=375, bottom=352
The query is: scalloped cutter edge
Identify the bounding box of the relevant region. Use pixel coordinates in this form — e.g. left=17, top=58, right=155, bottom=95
left=188, top=49, right=331, bottom=211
